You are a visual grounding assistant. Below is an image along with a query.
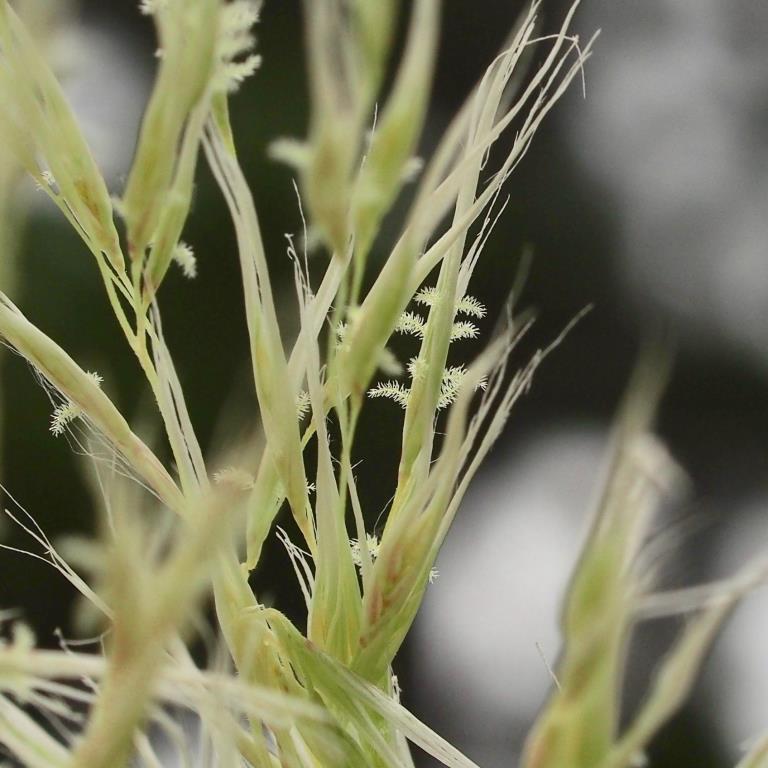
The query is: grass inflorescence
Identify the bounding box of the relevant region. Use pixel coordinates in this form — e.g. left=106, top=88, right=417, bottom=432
left=0, top=1, right=763, bottom=767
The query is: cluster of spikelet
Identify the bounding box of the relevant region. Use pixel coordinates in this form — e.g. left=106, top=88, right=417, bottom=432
left=0, top=1, right=765, bottom=767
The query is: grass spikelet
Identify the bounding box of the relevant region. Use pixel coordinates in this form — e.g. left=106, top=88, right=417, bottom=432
left=0, top=0, right=122, bottom=269
left=66, top=485, right=242, bottom=768
left=204, top=124, right=314, bottom=554
left=350, top=0, right=441, bottom=267
left=520, top=355, right=759, bottom=768
left=521, top=359, right=674, bottom=768
left=0, top=296, right=182, bottom=512
left=121, top=0, right=219, bottom=258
